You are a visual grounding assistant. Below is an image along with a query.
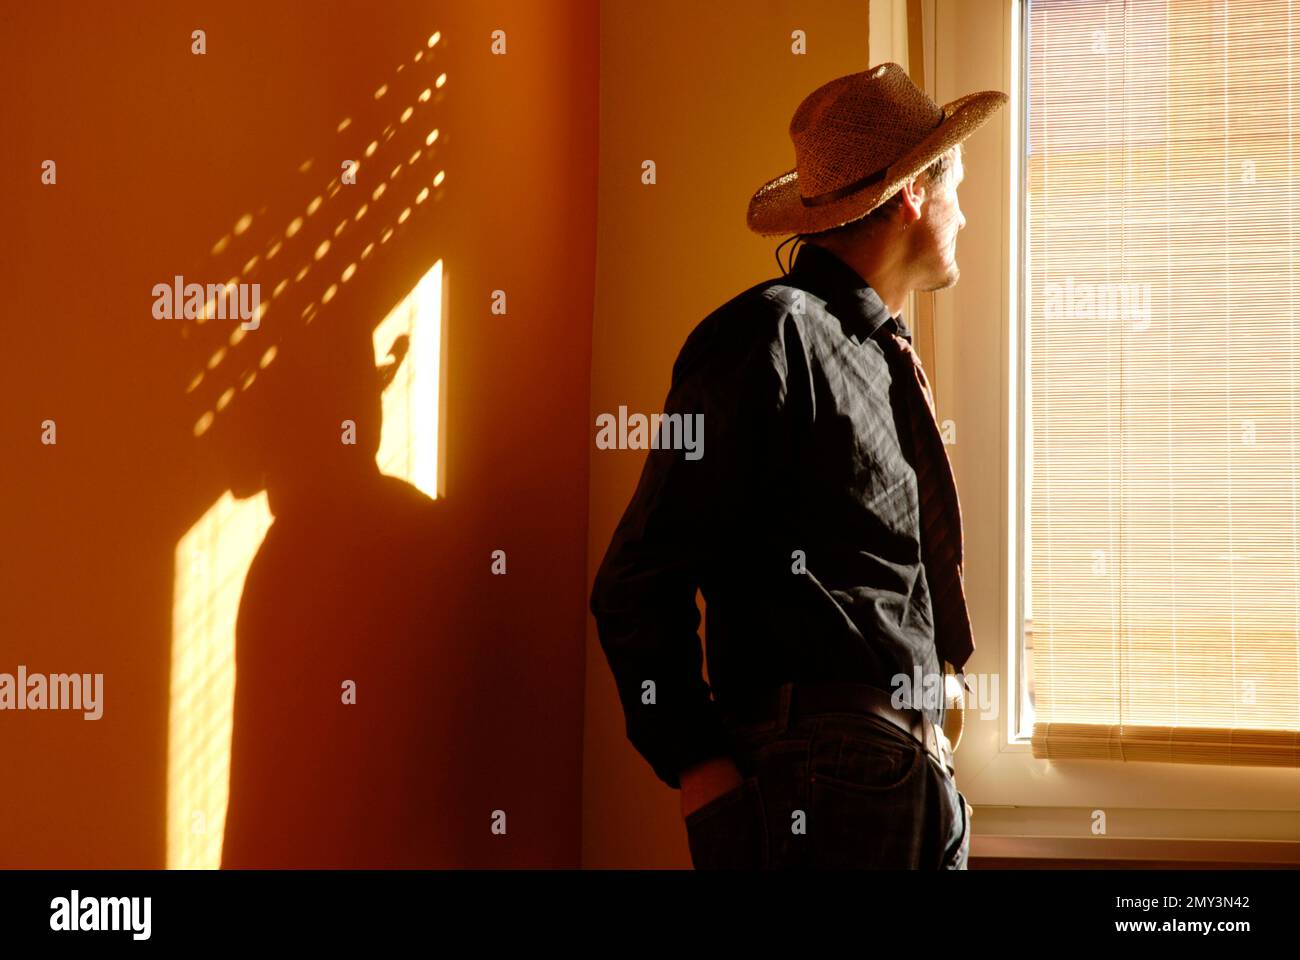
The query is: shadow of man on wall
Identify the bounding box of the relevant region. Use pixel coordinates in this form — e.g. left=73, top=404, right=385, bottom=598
left=219, top=322, right=462, bottom=867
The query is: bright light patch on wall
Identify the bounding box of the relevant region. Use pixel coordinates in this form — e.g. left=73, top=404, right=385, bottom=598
left=166, top=491, right=273, bottom=869
left=373, top=259, right=444, bottom=499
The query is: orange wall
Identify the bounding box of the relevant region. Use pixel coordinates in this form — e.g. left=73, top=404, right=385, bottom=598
left=2, top=0, right=597, bottom=867
left=582, top=0, right=874, bottom=868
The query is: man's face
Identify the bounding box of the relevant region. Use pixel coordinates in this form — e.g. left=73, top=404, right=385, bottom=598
left=912, top=148, right=966, bottom=291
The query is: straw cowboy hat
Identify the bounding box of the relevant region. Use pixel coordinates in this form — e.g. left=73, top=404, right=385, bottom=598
left=746, top=62, right=1008, bottom=237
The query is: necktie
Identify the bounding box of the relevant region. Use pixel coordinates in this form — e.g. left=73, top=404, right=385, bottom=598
left=877, top=327, right=976, bottom=680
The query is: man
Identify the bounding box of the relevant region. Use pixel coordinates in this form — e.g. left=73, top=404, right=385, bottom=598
left=590, top=63, right=1006, bottom=868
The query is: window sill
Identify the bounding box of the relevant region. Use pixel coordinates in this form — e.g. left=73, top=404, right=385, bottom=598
left=972, top=834, right=1300, bottom=866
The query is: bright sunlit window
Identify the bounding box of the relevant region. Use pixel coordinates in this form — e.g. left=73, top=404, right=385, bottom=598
left=1021, top=0, right=1300, bottom=767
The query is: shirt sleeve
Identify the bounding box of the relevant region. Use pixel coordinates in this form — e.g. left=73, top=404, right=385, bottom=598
left=589, top=307, right=798, bottom=789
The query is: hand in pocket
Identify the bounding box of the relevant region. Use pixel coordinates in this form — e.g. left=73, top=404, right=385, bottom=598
left=684, top=776, right=768, bottom=869
left=679, top=756, right=744, bottom=820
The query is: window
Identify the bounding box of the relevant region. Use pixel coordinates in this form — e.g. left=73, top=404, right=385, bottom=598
left=1022, top=0, right=1300, bottom=766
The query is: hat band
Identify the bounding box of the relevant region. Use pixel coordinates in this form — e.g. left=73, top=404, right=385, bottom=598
left=796, top=107, right=948, bottom=208
left=799, top=166, right=889, bottom=207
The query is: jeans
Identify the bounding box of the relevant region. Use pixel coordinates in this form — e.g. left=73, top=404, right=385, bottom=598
left=684, top=707, right=972, bottom=869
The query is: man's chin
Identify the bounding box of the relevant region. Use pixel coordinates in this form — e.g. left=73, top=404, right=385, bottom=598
left=924, top=267, right=960, bottom=292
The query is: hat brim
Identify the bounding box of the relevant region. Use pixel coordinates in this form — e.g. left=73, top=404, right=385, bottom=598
left=745, top=88, right=1009, bottom=237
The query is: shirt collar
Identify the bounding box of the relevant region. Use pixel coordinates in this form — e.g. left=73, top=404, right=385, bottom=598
left=784, top=241, right=912, bottom=345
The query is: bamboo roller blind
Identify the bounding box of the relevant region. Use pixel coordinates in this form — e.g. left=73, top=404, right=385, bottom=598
left=1025, top=0, right=1300, bottom=766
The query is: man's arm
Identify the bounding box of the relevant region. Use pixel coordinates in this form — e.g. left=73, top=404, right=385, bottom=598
left=589, top=310, right=795, bottom=793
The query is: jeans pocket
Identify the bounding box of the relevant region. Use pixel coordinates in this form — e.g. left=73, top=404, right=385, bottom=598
left=810, top=718, right=923, bottom=794
left=804, top=720, right=928, bottom=868
left=684, top=775, right=768, bottom=870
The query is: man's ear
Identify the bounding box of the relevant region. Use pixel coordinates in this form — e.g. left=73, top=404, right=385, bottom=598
left=898, top=175, right=926, bottom=225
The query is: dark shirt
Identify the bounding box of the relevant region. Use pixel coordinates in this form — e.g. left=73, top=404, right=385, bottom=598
left=590, top=241, right=946, bottom=790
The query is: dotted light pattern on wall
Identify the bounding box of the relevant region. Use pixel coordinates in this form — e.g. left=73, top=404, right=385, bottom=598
left=181, top=30, right=447, bottom=441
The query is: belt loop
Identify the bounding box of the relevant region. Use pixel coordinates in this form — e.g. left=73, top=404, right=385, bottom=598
left=776, top=682, right=794, bottom=733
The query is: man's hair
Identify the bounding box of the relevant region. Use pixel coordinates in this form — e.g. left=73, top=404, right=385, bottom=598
left=798, top=143, right=961, bottom=243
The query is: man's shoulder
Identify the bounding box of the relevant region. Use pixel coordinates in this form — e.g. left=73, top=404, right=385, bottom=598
left=714, top=274, right=825, bottom=321
left=668, top=279, right=786, bottom=377
left=679, top=276, right=822, bottom=356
